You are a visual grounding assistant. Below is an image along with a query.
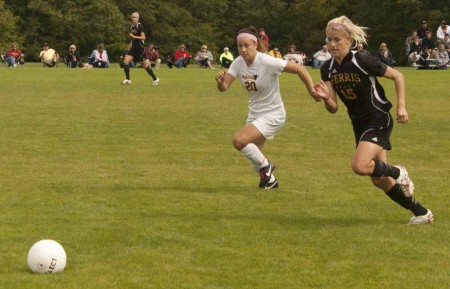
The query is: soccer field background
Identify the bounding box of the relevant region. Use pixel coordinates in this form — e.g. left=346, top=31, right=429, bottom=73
left=0, top=63, right=448, bottom=289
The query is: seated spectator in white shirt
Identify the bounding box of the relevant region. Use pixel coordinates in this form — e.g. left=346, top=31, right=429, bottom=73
left=39, top=42, right=59, bottom=67
left=312, top=45, right=331, bottom=68
left=91, top=43, right=109, bottom=68
left=437, top=20, right=450, bottom=44
left=283, top=44, right=305, bottom=65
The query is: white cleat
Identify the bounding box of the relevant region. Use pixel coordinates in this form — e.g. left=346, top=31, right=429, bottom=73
left=408, top=210, right=434, bottom=225
left=153, top=78, right=160, bottom=85
left=121, top=79, right=131, bottom=85
left=395, top=165, right=414, bottom=197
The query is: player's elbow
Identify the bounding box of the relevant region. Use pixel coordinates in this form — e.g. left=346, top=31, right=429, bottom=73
left=325, top=105, right=338, bottom=114
left=217, top=85, right=228, bottom=92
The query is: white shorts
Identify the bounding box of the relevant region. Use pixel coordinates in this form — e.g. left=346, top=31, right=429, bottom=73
left=247, top=110, right=286, bottom=140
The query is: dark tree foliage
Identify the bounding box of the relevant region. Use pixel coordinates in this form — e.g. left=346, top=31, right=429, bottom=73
left=1, top=0, right=449, bottom=64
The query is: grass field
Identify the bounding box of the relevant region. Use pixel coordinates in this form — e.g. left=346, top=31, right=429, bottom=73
left=0, top=63, right=448, bottom=289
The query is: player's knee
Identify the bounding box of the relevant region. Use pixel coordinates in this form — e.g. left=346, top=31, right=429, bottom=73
left=370, top=176, right=382, bottom=187
left=232, top=135, right=247, bottom=151
left=351, top=160, right=369, bottom=176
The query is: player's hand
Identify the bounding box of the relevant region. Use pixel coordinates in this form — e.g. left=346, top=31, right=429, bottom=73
left=215, top=70, right=226, bottom=84
left=396, top=107, right=409, bottom=123
left=314, top=80, right=329, bottom=102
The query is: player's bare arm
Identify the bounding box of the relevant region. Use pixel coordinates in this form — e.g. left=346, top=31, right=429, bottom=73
left=316, top=80, right=338, bottom=113
left=383, top=66, right=408, bottom=123
left=283, top=62, right=321, bottom=101
left=216, top=71, right=235, bottom=92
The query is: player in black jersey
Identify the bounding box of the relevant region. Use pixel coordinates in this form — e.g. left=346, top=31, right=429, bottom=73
left=315, top=16, right=433, bottom=224
left=121, top=12, right=159, bottom=86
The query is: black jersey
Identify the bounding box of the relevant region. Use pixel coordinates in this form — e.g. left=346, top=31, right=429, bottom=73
left=320, top=51, right=392, bottom=123
left=130, top=22, right=145, bottom=48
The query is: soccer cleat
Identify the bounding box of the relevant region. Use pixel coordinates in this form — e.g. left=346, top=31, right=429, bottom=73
left=394, top=165, right=414, bottom=197
left=259, top=160, right=275, bottom=188
left=408, top=210, right=434, bottom=225
left=153, top=78, right=160, bottom=85
left=121, top=79, right=131, bottom=85
left=264, top=175, right=279, bottom=189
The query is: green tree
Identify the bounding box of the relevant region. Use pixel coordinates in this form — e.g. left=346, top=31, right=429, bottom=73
left=0, top=0, right=22, bottom=53
left=22, top=0, right=126, bottom=60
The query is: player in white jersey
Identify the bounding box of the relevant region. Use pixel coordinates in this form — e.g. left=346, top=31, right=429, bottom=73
left=215, top=26, right=320, bottom=189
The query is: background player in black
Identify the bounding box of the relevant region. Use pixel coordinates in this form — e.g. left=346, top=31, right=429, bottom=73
left=315, top=16, right=433, bottom=224
left=121, top=12, right=159, bottom=86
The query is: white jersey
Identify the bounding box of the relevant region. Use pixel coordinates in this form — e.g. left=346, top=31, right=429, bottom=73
left=228, top=52, right=288, bottom=119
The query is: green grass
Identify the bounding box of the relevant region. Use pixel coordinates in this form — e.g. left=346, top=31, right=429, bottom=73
left=0, top=63, right=448, bottom=289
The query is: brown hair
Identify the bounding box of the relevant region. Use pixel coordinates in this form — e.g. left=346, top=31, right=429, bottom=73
left=237, top=26, right=266, bottom=52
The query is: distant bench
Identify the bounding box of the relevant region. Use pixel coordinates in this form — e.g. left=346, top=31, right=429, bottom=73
left=413, top=59, right=450, bottom=70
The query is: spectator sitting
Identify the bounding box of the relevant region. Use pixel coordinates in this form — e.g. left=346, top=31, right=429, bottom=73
left=422, top=31, right=436, bottom=58
left=375, top=42, right=395, bottom=67
left=408, top=37, right=422, bottom=66
left=5, top=43, right=23, bottom=67
left=283, top=44, right=305, bottom=65
left=435, top=43, right=449, bottom=69
left=405, top=30, right=419, bottom=55
left=90, top=43, right=109, bottom=68
left=194, top=45, right=215, bottom=69
left=172, top=44, right=191, bottom=69
left=258, top=27, right=270, bottom=53
left=356, top=43, right=371, bottom=56
left=417, top=20, right=429, bottom=39
left=312, top=45, right=331, bottom=68
left=39, top=42, right=59, bottom=67
left=443, top=34, right=450, bottom=56
left=417, top=46, right=432, bottom=68
left=219, top=47, right=234, bottom=68
left=145, top=43, right=161, bottom=69
left=436, top=20, right=450, bottom=45
left=64, top=44, right=83, bottom=68
left=268, top=47, right=282, bottom=59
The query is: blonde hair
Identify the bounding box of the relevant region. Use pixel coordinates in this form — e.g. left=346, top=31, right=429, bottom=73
left=327, top=16, right=368, bottom=49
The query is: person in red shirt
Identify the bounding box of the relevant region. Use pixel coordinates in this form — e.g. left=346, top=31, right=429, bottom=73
left=171, top=44, right=191, bottom=68
left=258, top=28, right=270, bottom=53
left=5, top=43, right=23, bottom=67
left=145, top=43, right=161, bottom=69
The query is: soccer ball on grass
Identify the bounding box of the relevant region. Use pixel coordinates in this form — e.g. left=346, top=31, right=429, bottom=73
left=27, top=239, right=67, bottom=273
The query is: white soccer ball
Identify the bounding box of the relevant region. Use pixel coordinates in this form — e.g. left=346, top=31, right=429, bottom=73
left=27, top=239, right=67, bottom=273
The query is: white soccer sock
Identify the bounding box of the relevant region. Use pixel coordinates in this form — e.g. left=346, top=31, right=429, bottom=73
left=240, top=143, right=268, bottom=171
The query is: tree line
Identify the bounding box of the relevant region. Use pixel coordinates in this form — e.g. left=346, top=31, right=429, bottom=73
left=1, top=0, right=449, bottom=65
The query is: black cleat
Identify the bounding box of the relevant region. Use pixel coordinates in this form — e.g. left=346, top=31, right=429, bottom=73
left=259, top=160, right=275, bottom=188
left=264, top=176, right=279, bottom=189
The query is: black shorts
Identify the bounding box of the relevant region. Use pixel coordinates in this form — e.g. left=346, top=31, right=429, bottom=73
left=126, top=46, right=146, bottom=62
left=352, top=113, right=393, bottom=150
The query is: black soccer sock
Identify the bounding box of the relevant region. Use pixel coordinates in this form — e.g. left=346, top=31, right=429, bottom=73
left=371, top=160, right=400, bottom=179
left=124, top=65, right=130, bottom=80
left=145, top=66, right=157, bottom=81
left=386, top=184, right=428, bottom=216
